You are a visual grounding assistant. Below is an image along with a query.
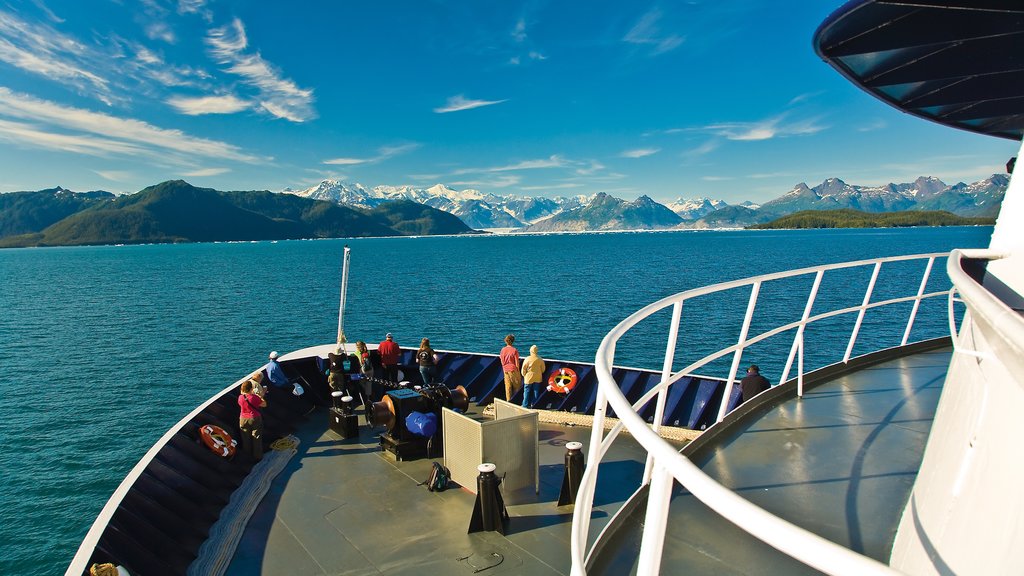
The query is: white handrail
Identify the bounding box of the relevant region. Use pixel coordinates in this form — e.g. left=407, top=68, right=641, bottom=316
left=571, top=252, right=954, bottom=576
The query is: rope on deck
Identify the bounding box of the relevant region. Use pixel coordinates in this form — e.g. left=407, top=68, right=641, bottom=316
left=186, top=435, right=300, bottom=576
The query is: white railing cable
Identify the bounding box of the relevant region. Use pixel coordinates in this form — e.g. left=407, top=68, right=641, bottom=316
left=780, top=269, right=824, bottom=391
left=644, top=301, right=683, bottom=484
left=571, top=253, right=954, bottom=576
left=717, top=282, right=762, bottom=423
left=844, top=261, right=882, bottom=363
left=902, top=257, right=935, bottom=346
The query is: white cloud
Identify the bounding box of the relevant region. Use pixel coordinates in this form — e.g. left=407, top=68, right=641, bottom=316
left=94, top=170, right=135, bottom=182
left=206, top=18, right=316, bottom=122
left=701, top=176, right=733, bottom=181
left=183, top=167, right=230, bottom=177
left=167, top=94, right=250, bottom=115
left=0, top=87, right=265, bottom=164
left=857, top=119, right=887, bottom=132
left=704, top=115, right=826, bottom=141
left=0, top=10, right=112, bottom=101
left=453, top=155, right=565, bottom=175
left=449, top=175, right=521, bottom=188
left=682, top=140, right=720, bottom=159
left=31, top=0, right=65, bottom=23
left=323, top=143, right=420, bottom=166
left=624, top=9, right=684, bottom=56
left=512, top=19, right=527, bottom=42
left=434, top=94, right=508, bottom=113
left=178, top=0, right=212, bottom=21
left=621, top=148, right=660, bottom=158
left=145, top=22, right=176, bottom=43
left=519, top=183, right=583, bottom=191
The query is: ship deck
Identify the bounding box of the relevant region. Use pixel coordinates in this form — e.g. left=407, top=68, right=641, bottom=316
left=224, top=404, right=665, bottom=576
left=225, top=348, right=949, bottom=575
left=591, top=348, right=951, bottom=575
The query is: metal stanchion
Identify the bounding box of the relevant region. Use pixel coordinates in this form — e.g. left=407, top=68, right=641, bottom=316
left=468, top=463, right=509, bottom=534
left=557, top=441, right=585, bottom=506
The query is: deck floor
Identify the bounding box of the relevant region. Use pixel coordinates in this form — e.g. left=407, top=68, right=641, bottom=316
left=225, top=404, right=666, bottom=576
left=590, top=348, right=951, bottom=575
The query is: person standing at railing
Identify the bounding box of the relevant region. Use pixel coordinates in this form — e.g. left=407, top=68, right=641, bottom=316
left=520, top=345, right=546, bottom=408
left=378, top=333, right=401, bottom=382
left=500, top=333, right=522, bottom=402
left=740, top=364, right=771, bottom=402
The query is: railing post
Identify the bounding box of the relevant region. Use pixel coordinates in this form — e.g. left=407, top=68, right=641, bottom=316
left=797, top=332, right=805, bottom=397
left=780, top=270, right=824, bottom=385
left=717, top=281, right=761, bottom=423
left=644, top=300, right=683, bottom=484
left=902, top=256, right=935, bottom=346
left=636, top=462, right=674, bottom=575
left=575, top=342, right=613, bottom=568
left=844, top=262, right=881, bottom=363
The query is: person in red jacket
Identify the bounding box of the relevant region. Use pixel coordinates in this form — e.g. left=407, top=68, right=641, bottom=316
left=500, top=333, right=521, bottom=402
left=378, top=333, right=401, bottom=382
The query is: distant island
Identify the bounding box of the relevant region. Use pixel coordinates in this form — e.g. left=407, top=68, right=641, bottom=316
left=749, top=209, right=995, bottom=229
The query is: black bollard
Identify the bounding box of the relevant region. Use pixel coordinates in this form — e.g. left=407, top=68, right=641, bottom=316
left=468, top=463, right=509, bottom=534
left=329, top=393, right=359, bottom=439
left=557, top=441, right=585, bottom=507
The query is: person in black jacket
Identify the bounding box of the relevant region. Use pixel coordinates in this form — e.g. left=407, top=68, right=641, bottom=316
left=740, top=364, right=770, bottom=402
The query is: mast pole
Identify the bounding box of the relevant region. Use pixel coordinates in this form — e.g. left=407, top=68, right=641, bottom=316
left=337, top=246, right=351, bottom=352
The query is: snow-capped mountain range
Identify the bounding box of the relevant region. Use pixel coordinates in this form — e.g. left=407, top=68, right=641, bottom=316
left=283, top=174, right=1007, bottom=231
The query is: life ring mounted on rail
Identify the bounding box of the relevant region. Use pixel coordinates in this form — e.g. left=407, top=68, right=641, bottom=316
left=200, top=424, right=238, bottom=458
left=547, top=368, right=578, bottom=394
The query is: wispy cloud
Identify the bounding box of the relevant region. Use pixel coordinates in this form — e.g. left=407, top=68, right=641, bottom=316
left=31, top=0, right=64, bottom=23
left=0, top=9, right=113, bottom=102
left=434, top=94, right=508, bottom=114
left=167, top=94, right=250, bottom=115
left=788, top=91, right=823, bottom=106
left=623, top=9, right=684, bottom=56
left=206, top=18, right=315, bottom=122
left=512, top=19, right=527, bottom=42
left=145, top=21, right=176, bottom=43
left=621, top=148, right=660, bottom=158
left=183, top=167, right=230, bottom=177
left=704, top=115, right=827, bottom=141
left=0, top=87, right=264, bottom=164
left=178, top=0, right=213, bottom=21
left=682, top=140, right=720, bottom=159
left=94, top=170, right=134, bottom=182
left=701, top=175, right=733, bottom=181
left=452, top=155, right=566, bottom=175
left=857, top=119, right=887, bottom=132
left=449, top=175, right=521, bottom=188
left=323, top=143, right=420, bottom=166
left=519, top=183, right=583, bottom=191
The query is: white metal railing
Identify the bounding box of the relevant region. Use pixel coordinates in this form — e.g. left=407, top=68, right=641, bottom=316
left=570, top=253, right=957, bottom=576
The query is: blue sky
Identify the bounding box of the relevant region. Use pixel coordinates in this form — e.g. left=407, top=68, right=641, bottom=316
left=0, top=0, right=1017, bottom=204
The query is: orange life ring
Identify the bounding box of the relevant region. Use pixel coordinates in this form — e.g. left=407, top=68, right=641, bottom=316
left=547, top=368, right=578, bottom=394
left=200, top=424, right=237, bottom=458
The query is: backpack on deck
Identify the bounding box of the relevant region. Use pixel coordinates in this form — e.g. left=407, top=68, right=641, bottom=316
left=421, top=461, right=451, bottom=492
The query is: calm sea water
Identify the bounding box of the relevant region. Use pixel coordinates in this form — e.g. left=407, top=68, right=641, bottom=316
left=0, top=227, right=992, bottom=575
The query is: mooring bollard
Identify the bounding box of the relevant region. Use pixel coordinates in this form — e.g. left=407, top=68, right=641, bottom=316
left=557, top=441, right=585, bottom=506
left=468, top=463, right=509, bottom=534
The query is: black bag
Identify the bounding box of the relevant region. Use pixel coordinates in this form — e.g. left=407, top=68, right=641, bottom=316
left=421, top=461, right=450, bottom=492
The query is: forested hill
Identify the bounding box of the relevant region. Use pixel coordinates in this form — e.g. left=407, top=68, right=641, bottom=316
left=0, top=180, right=473, bottom=247
left=748, top=209, right=995, bottom=229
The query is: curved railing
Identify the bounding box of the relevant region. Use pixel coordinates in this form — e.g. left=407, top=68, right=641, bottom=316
left=570, top=253, right=955, bottom=576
